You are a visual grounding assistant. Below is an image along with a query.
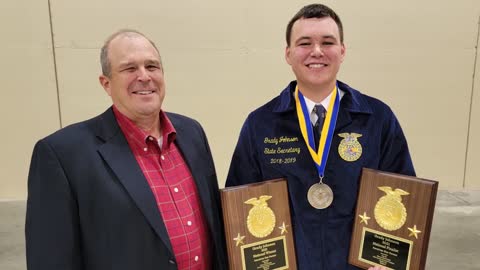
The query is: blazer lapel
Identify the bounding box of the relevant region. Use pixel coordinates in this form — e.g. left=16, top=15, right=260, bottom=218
left=335, top=87, right=373, bottom=132
left=171, top=118, right=215, bottom=227
left=95, top=108, right=174, bottom=256
left=335, top=105, right=353, bottom=132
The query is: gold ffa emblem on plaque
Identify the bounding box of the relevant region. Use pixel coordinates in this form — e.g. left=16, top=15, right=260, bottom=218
left=338, top=133, right=363, bottom=162
left=374, top=186, right=409, bottom=231
left=244, top=195, right=276, bottom=238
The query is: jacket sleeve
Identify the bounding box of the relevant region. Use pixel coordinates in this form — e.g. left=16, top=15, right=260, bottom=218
left=25, top=140, right=84, bottom=270
left=225, top=118, right=262, bottom=187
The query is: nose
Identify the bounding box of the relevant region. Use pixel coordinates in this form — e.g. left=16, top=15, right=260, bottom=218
left=136, top=67, right=151, bottom=82
left=311, top=44, right=324, bottom=57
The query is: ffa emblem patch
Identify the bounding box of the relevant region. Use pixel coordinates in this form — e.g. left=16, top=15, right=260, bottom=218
left=374, top=186, right=409, bottom=231
left=338, top=133, right=363, bottom=161
left=244, top=195, right=276, bottom=238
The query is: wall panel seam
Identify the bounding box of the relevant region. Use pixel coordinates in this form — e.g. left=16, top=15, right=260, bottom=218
left=48, top=0, right=63, bottom=128
left=463, top=15, right=480, bottom=187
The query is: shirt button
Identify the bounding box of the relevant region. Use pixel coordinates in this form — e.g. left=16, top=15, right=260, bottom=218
left=174, top=187, right=179, bottom=193
left=195, top=256, right=199, bottom=262
left=161, top=155, right=165, bottom=160
left=187, top=221, right=192, bottom=226
left=148, top=137, right=154, bottom=141
left=143, top=147, right=148, bottom=152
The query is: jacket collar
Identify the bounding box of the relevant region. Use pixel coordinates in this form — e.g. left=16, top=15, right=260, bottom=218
left=272, top=80, right=373, bottom=115
left=92, top=107, right=121, bottom=143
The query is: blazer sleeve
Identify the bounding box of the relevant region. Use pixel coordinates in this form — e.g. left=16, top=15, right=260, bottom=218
left=25, top=139, right=84, bottom=270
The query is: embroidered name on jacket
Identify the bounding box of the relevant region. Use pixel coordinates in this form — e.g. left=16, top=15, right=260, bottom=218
left=263, top=136, right=301, bottom=164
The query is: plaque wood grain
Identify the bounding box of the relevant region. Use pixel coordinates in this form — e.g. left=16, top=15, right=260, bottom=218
left=221, top=179, right=297, bottom=270
left=349, top=168, right=438, bottom=270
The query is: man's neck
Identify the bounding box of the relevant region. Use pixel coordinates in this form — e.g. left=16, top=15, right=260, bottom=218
left=297, top=81, right=336, bottom=103
left=133, top=115, right=161, bottom=138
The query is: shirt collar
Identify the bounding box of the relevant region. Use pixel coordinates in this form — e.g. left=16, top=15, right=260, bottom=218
left=304, top=91, right=332, bottom=125
left=273, top=80, right=372, bottom=115
left=113, top=106, right=177, bottom=151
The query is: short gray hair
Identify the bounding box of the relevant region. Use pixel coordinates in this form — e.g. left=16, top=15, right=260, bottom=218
left=100, top=29, right=161, bottom=77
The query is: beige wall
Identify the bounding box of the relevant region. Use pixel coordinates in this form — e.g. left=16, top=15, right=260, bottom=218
left=466, top=17, right=480, bottom=189
left=2, top=0, right=480, bottom=199
left=0, top=1, right=60, bottom=199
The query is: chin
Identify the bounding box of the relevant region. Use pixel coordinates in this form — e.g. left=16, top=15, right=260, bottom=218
left=308, top=77, right=335, bottom=87
left=136, top=105, right=161, bottom=115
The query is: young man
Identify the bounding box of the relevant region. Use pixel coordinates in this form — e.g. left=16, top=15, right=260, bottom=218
left=26, top=30, right=227, bottom=270
left=226, top=4, right=415, bottom=270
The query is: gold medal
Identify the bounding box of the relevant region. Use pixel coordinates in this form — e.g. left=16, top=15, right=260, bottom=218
left=307, top=183, right=334, bottom=209
left=245, top=195, right=276, bottom=238
left=338, top=133, right=363, bottom=162
left=374, top=186, right=409, bottom=231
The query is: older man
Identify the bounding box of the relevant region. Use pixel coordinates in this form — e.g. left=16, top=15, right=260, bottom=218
left=26, top=29, right=227, bottom=270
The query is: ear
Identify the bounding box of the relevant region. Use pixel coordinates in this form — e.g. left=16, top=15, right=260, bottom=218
left=340, top=43, right=346, bottom=62
left=99, top=75, right=112, bottom=96
left=285, top=46, right=292, bottom=66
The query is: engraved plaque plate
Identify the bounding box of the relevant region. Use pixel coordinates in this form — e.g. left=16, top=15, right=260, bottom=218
left=349, top=168, right=438, bottom=270
left=221, top=179, right=297, bottom=270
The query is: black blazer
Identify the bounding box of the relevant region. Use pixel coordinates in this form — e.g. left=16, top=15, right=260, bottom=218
left=26, top=107, right=227, bottom=270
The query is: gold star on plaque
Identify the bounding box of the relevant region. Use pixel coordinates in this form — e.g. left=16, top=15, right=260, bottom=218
left=233, top=233, right=245, bottom=246
left=408, top=225, right=421, bottom=239
left=278, top=222, right=289, bottom=235
left=359, top=212, right=371, bottom=225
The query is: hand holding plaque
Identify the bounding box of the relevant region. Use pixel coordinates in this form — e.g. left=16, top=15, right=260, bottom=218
left=221, top=179, right=297, bottom=270
left=349, top=168, right=438, bottom=270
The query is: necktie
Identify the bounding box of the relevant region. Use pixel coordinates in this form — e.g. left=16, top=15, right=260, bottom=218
left=313, top=105, right=326, bottom=149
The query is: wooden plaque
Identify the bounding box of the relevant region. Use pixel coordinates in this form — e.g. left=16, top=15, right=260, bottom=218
left=221, top=179, right=297, bottom=270
left=349, top=168, right=438, bottom=270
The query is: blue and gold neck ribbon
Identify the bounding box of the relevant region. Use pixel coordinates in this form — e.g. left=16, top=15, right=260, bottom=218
left=294, top=84, right=340, bottom=178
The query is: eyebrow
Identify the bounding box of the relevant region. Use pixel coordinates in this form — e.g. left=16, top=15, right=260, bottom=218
left=117, top=59, right=161, bottom=69
left=145, top=59, right=161, bottom=65
left=296, top=35, right=338, bottom=42
left=322, top=34, right=336, bottom=38
left=118, top=61, right=135, bottom=69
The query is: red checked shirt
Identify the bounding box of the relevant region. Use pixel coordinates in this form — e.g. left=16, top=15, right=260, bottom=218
left=113, top=106, right=211, bottom=270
